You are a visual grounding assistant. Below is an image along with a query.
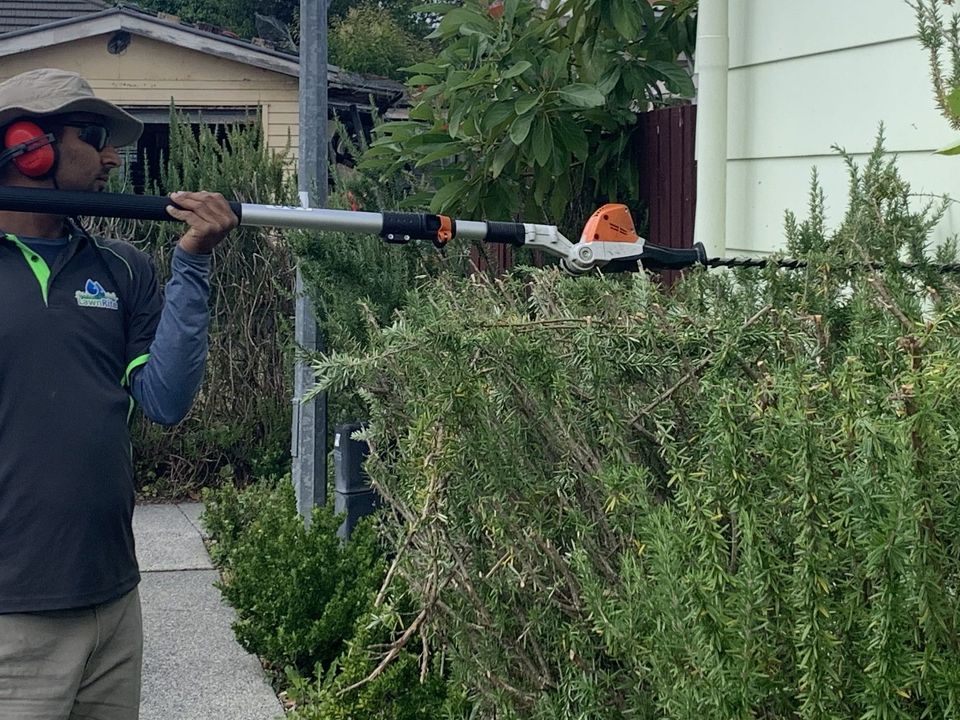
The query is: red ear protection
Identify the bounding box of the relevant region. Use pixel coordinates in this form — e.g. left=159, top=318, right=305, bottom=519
left=1, top=120, right=57, bottom=178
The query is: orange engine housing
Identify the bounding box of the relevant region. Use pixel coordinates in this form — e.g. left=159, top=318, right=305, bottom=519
left=580, top=204, right=639, bottom=244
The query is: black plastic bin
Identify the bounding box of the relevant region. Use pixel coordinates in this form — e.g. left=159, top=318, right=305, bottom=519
left=333, top=421, right=380, bottom=539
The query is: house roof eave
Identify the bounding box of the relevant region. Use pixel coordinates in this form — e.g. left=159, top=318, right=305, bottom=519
left=0, top=7, right=407, bottom=102
left=0, top=8, right=300, bottom=76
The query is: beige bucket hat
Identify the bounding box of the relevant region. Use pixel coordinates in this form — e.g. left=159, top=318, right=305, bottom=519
left=0, top=68, right=143, bottom=146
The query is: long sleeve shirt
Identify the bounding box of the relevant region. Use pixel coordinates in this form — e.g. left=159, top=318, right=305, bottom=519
left=0, top=229, right=214, bottom=611
left=130, top=246, right=211, bottom=425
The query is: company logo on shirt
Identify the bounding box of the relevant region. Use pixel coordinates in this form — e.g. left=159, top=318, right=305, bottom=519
left=75, top=279, right=119, bottom=310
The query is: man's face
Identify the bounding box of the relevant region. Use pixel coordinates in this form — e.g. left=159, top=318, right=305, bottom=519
left=50, top=113, right=121, bottom=192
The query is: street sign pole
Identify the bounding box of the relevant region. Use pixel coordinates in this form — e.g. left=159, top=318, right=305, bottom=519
left=293, top=0, right=329, bottom=521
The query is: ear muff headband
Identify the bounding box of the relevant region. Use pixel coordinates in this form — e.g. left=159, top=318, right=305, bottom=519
left=1, top=121, right=57, bottom=178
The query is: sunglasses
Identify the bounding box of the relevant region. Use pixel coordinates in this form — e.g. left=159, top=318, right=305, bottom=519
left=63, top=122, right=111, bottom=152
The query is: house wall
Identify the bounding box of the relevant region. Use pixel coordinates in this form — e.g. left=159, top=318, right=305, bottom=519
left=0, top=34, right=299, bottom=158
left=726, top=0, right=960, bottom=256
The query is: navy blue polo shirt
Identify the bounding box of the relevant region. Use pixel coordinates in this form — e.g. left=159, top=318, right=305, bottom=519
left=0, top=226, right=162, bottom=612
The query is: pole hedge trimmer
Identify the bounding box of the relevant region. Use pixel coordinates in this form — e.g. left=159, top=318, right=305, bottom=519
left=0, top=187, right=708, bottom=274
left=2, top=187, right=959, bottom=274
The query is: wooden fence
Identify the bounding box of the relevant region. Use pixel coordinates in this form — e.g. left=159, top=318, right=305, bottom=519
left=636, top=103, right=697, bottom=252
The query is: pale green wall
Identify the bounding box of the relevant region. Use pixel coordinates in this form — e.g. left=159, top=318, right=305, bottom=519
left=724, top=0, right=960, bottom=255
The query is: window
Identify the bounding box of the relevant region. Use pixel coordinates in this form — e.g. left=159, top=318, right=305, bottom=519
left=118, top=107, right=257, bottom=193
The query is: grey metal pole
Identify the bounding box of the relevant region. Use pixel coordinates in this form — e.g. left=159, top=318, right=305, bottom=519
left=294, top=0, right=329, bottom=521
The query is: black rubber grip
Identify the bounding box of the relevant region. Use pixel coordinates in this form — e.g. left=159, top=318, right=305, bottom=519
left=639, top=242, right=707, bottom=270
left=380, top=212, right=451, bottom=243
left=485, top=221, right=525, bottom=246
left=0, top=187, right=243, bottom=223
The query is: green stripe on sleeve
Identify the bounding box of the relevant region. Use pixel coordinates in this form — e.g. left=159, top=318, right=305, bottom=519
left=122, top=354, right=150, bottom=386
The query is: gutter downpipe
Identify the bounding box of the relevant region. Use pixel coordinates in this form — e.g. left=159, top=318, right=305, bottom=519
left=692, top=0, right=729, bottom=261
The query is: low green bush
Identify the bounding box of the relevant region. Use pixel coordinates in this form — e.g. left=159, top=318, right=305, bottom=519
left=203, top=477, right=466, bottom=716
left=285, top=602, right=469, bottom=720
left=203, top=478, right=386, bottom=674
left=310, top=138, right=960, bottom=717
left=200, top=475, right=284, bottom=568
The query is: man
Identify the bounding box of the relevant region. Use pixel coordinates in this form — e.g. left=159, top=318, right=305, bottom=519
left=0, top=68, right=237, bottom=718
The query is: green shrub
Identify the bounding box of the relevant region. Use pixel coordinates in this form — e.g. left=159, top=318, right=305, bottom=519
left=286, top=602, right=469, bottom=720
left=203, top=476, right=466, bottom=716
left=311, top=138, right=960, bottom=717
left=203, top=478, right=386, bottom=674
left=200, top=475, right=284, bottom=568
left=289, top=124, right=461, bottom=429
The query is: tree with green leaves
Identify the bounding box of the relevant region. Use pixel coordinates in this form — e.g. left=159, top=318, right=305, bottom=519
left=125, top=0, right=298, bottom=41
left=361, top=0, right=697, bottom=233
left=329, top=3, right=431, bottom=80
left=328, top=0, right=439, bottom=38
left=125, top=0, right=435, bottom=51
left=127, top=0, right=440, bottom=78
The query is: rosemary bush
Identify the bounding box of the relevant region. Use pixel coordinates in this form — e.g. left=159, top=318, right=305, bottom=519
left=288, top=124, right=464, bottom=428
left=909, top=0, right=960, bottom=130
left=90, top=113, right=297, bottom=495
left=311, top=141, right=960, bottom=718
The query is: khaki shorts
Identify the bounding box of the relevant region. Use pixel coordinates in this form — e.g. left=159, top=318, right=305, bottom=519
left=0, top=587, right=142, bottom=720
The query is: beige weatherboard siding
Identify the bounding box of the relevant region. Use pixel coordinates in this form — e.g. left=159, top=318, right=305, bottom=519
left=0, top=33, right=299, bottom=158
left=724, top=0, right=960, bottom=257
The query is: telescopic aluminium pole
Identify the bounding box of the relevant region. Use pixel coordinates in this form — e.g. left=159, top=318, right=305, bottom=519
left=10, top=188, right=959, bottom=275
left=0, top=188, right=709, bottom=274
left=0, top=187, right=528, bottom=242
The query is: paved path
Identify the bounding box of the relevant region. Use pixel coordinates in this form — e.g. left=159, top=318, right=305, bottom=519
left=133, top=502, right=283, bottom=720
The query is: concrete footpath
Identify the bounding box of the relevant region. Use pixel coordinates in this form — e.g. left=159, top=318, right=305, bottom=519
left=132, top=502, right=283, bottom=720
